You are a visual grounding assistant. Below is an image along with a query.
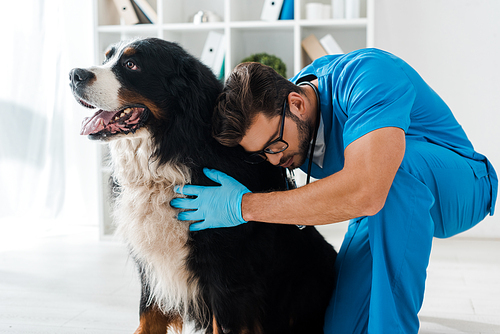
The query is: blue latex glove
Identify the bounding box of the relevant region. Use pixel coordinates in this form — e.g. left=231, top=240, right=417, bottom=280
left=170, top=168, right=251, bottom=231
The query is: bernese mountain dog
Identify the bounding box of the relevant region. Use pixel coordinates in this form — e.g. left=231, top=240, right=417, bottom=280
left=69, top=37, right=336, bottom=334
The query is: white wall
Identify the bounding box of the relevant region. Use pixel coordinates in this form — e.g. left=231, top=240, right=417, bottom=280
left=373, top=0, right=500, bottom=238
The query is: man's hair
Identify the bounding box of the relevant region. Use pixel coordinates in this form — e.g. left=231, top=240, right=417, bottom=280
left=212, top=62, right=302, bottom=147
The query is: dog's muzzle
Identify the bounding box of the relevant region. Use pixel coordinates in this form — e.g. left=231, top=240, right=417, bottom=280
left=69, top=68, right=95, bottom=90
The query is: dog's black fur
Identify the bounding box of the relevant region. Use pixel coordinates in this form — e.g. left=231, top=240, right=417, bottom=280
left=70, top=37, right=337, bottom=334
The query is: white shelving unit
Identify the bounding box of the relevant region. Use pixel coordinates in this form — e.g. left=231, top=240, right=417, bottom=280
left=94, top=0, right=374, bottom=78
left=92, top=0, right=374, bottom=239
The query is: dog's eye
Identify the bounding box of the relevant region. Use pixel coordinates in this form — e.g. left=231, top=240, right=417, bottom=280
left=125, top=60, right=139, bottom=71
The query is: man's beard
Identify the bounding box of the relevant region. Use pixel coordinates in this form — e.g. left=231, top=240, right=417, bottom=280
left=283, top=112, right=315, bottom=168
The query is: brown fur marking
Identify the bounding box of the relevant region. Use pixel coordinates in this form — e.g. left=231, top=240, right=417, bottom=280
left=213, top=315, right=220, bottom=334
left=117, top=89, right=162, bottom=119
left=124, top=46, right=137, bottom=57
left=134, top=306, right=183, bottom=334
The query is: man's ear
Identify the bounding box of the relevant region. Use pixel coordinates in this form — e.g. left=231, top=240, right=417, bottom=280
left=288, top=92, right=307, bottom=119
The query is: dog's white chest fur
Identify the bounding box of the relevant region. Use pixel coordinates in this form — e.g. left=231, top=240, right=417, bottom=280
left=108, top=133, right=200, bottom=316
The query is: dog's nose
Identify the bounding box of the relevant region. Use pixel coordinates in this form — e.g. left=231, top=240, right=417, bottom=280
left=69, top=68, right=95, bottom=87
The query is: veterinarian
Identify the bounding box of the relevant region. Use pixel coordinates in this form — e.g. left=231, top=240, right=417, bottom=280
left=171, top=48, right=498, bottom=333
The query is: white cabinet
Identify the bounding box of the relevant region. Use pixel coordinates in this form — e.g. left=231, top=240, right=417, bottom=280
left=92, top=0, right=374, bottom=238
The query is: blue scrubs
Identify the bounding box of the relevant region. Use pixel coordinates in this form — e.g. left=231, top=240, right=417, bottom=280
left=290, top=49, right=498, bottom=333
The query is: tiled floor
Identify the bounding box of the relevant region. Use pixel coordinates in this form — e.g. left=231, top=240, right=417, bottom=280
left=0, top=222, right=499, bottom=333
left=418, top=238, right=500, bottom=334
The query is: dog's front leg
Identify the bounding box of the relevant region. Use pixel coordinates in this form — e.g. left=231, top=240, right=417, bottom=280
left=134, top=306, right=182, bottom=334
left=134, top=261, right=183, bottom=334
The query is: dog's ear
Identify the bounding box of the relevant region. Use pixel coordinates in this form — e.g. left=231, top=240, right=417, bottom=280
left=154, top=39, right=222, bottom=124
left=103, top=45, right=116, bottom=64
left=146, top=38, right=223, bottom=167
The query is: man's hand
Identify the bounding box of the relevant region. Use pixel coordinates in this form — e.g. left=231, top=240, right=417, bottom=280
left=170, top=168, right=251, bottom=231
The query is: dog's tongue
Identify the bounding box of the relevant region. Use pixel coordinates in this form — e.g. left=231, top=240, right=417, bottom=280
left=80, top=110, right=116, bottom=135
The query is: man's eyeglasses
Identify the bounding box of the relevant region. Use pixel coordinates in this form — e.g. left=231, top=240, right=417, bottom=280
left=245, top=100, right=289, bottom=164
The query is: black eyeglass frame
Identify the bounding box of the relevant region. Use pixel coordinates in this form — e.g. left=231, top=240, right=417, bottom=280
left=244, top=100, right=289, bottom=164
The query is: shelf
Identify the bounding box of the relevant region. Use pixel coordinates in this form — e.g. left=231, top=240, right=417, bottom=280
left=98, top=24, right=159, bottom=33
left=229, top=20, right=295, bottom=29
left=97, top=19, right=368, bottom=33
left=298, top=18, right=368, bottom=28
left=162, top=22, right=226, bottom=31
left=92, top=0, right=374, bottom=238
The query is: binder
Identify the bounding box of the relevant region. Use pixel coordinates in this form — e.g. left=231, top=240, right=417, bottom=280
left=301, top=34, right=328, bottom=61
left=218, top=57, right=225, bottom=82
left=130, top=0, right=151, bottom=23
left=332, top=0, right=345, bottom=19
left=132, top=0, right=157, bottom=24
left=112, top=0, right=139, bottom=25
left=279, top=0, right=294, bottom=20
left=320, top=34, right=344, bottom=54
left=212, top=35, right=226, bottom=79
left=261, top=0, right=284, bottom=21
left=201, top=31, right=225, bottom=78
left=345, top=0, right=360, bottom=19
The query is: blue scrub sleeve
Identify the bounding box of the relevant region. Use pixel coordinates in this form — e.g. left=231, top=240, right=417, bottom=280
left=338, top=52, right=416, bottom=149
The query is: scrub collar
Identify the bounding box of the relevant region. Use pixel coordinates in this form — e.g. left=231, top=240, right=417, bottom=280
left=310, top=116, right=325, bottom=168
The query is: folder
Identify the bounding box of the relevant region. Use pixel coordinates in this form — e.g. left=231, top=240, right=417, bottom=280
left=332, top=0, right=345, bottom=19
left=345, top=0, right=360, bottom=19
left=130, top=0, right=151, bottom=23
left=112, top=0, right=139, bottom=25
left=261, top=0, right=284, bottom=21
left=218, top=57, right=225, bottom=82
left=213, top=35, right=226, bottom=79
left=301, top=34, right=328, bottom=61
left=279, top=0, right=294, bottom=20
left=320, top=34, right=344, bottom=54
left=132, top=0, right=157, bottom=24
left=201, top=31, right=225, bottom=78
